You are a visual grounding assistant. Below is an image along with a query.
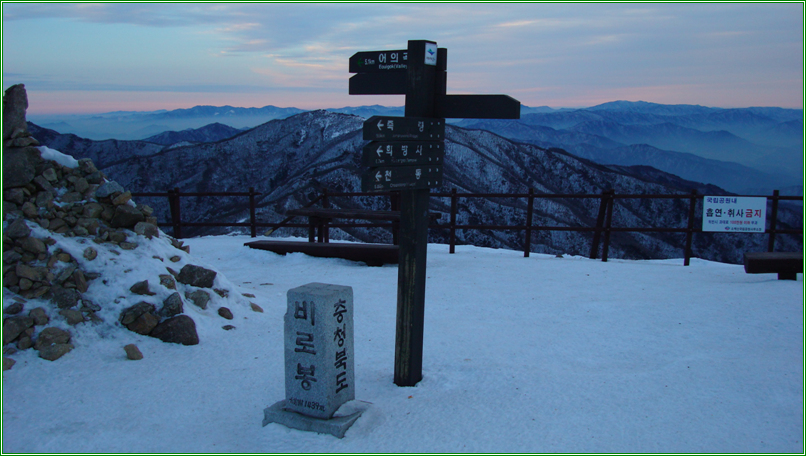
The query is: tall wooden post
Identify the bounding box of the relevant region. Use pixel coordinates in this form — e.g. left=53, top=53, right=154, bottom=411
left=394, top=40, right=441, bottom=387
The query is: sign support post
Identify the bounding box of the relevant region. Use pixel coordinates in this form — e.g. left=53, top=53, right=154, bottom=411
left=349, top=39, right=519, bottom=387
left=394, top=40, right=439, bottom=386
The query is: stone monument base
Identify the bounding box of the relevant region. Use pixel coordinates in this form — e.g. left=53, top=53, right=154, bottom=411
left=262, top=399, right=371, bottom=439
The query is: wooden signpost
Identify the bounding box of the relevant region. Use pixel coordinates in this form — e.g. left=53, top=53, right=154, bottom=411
left=349, top=39, right=520, bottom=387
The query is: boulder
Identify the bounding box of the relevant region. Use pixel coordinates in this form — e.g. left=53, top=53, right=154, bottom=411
left=38, top=343, right=73, bottom=361
left=3, top=147, right=40, bottom=189
left=29, top=307, right=49, bottom=326
left=177, top=264, right=217, bottom=288
left=129, top=280, right=155, bottom=296
left=110, top=204, right=144, bottom=228
left=3, top=357, right=16, bottom=371
left=50, top=285, right=81, bottom=309
left=150, top=315, right=199, bottom=345
left=34, top=326, right=71, bottom=349
left=3, top=84, right=28, bottom=141
left=119, top=302, right=156, bottom=326
left=159, top=292, right=184, bottom=318
left=5, top=218, right=31, bottom=239
left=2, top=315, right=34, bottom=345
left=3, top=302, right=24, bottom=315
left=127, top=312, right=159, bottom=335
left=185, top=290, right=210, bottom=310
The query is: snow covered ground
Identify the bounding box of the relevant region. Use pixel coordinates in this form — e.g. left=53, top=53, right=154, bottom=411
left=3, top=234, right=803, bottom=453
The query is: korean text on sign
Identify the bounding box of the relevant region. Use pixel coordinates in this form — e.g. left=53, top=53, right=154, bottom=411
left=702, top=196, right=766, bottom=233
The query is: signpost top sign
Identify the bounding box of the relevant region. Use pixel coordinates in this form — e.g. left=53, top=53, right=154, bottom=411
left=349, top=50, right=408, bottom=73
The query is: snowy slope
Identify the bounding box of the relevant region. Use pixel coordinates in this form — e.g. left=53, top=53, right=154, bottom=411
left=2, top=234, right=802, bottom=453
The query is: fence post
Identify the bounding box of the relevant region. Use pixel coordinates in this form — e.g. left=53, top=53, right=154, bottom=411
left=524, top=188, right=534, bottom=257
left=249, top=187, right=257, bottom=238
left=321, top=188, right=329, bottom=243
left=767, top=190, right=780, bottom=252
left=590, top=190, right=611, bottom=259
left=601, top=191, right=615, bottom=262
left=684, top=189, right=698, bottom=266
left=449, top=188, right=458, bottom=254
left=169, top=187, right=182, bottom=239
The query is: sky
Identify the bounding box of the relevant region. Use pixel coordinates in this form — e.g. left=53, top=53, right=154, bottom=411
left=2, top=2, right=804, bottom=115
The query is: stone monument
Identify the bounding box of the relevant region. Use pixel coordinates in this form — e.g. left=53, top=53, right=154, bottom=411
left=263, top=283, right=370, bottom=438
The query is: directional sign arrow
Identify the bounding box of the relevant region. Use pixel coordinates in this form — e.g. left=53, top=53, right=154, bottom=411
left=361, top=165, right=443, bottom=192
left=349, top=72, right=406, bottom=95
left=349, top=50, right=408, bottom=73
left=363, top=116, right=445, bottom=141
left=435, top=94, right=521, bottom=119
left=362, top=141, right=444, bottom=167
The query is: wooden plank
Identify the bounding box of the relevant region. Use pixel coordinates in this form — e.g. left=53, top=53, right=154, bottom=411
left=287, top=208, right=401, bottom=221
left=245, top=240, right=398, bottom=266
left=743, top=252, right=803, bottom=274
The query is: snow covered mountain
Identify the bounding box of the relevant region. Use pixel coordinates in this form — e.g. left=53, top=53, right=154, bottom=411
left=459, top=101, right=803, bottom=195
left=31, top=110, right=802, bottom=264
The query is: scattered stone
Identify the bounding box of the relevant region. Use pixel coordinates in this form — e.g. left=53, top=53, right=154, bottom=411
left=134, top=222, right=159, bottom=239
left=150, top=315, right=199, bottom=345
left=73, top=269, right=89, bottom=293
left=79, top=299, right=101, bottom=312
left=159, top=274, right=176, bottom=290
left=34, top=326, right=71, bottom=350
left=3, top=357, right=16, bottom=371
left=3, top=147, right=40, bottom=189
left=111, top=191, right=132, bottom=206
left=177, top=264, right=217, bottom=288
left=129, top=280, right=155, bottom=296
left=119, top=242, right=138, bottom=250
left=83, top=247, right=98, bottom=260
left=127, top=312, right=159, bottom=335
left=108, top=231, right=127, bottom=244
left=185, top=290, right=210, bottom=310
left=119, top=302, right=156, bottom=326
left=50, top=285, right=81, bottom=309
left=16, top=263, right=45, bottom=282
left=3, top=346, right=17, bottom=355
left=124, top=344, right=143, bottom=360
left=169, top=256, right=181, bottom=263
left=242, top=293, right=256, bottom=298
left=20, top=236, right=47, bottom=254
left=29, top=307, right=49, bottom=326
left=110, top=204, right=144, bottom=228
left=38, top=343, right=73, bottom=361
left=2, top=315, right=34, bottom=345
left=218, top=307, right=234, bottom=320
left=59, top=309, right=85, bottom=325
left=214, top=288, right=229, bottom=298
left=94, top=181, right=124, bottom=199
left=250, top=303, right=264, bottom=313
left=159, top=292, right=184, bottom=318
left=17, top=334, right=33, bottom=350
left=222, top=325, right=236, bottom=331
left=3, top=302, right=23, bottom=315
left=5, top=218, right=31, bottom=239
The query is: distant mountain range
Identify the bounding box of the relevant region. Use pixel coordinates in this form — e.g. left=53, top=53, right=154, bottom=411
left=29, top=100, right=802, bottom=197
left=28, top=110, right=802, bottom=264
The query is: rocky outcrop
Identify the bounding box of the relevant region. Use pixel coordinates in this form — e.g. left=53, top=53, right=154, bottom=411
left=2, top=85, right=264, bottom=369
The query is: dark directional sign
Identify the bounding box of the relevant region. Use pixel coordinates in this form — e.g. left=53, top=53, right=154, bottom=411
left=435, top=94, right=521, bottom=119
left=349, top=72, right=406, bottom=95
left=361, top=165, right=443, bottom=192
left=363, top=116, right=445, bottom=141
left=362, top=141, right=444, bottom=167
left=349, top=50, right=408, bottom=73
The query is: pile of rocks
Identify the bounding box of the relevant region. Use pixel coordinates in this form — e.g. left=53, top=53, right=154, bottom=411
left=3, top=84, right=261, bottom=370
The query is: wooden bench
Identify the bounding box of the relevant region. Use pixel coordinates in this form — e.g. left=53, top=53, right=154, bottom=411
left=245, top=240, right=398, bottom=266
left=743, top=252, right=803, bottom=280
left=286, top=207, right=441, bottom=243
left=286, top=208, right=402, bottom=243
